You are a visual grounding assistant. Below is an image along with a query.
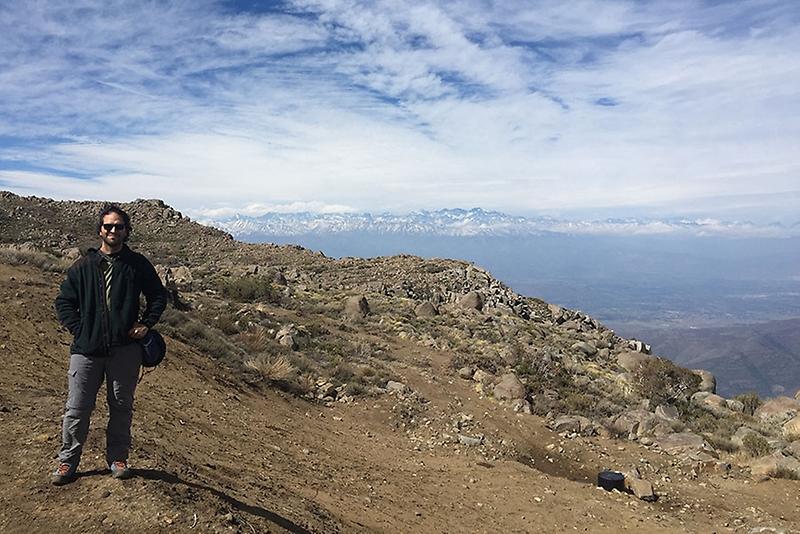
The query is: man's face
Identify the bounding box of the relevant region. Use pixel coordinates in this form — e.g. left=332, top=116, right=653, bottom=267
left=99, top=212, right=128, bottom=248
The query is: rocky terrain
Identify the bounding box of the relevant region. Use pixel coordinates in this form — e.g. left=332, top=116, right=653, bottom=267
left=1, top=190, right=800, bottom=533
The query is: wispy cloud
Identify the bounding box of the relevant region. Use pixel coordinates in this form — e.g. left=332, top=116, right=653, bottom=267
left=0, top=0, right=798, bottom=222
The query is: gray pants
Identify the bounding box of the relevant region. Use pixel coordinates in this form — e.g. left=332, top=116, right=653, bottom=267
left=58, top=343, right=142, bottom=468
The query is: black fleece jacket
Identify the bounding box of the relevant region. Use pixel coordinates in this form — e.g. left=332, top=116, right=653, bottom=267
left=55, top=245, right=167, bottom=357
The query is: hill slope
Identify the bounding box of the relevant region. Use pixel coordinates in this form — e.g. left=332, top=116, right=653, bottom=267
left=1, top=191, right=800, bottom=533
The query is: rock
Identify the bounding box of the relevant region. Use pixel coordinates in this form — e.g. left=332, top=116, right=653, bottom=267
left=617, top=351, right=651, bottom=372
left=457, top=367, right=475, bottom=380
left=783, top=415, right=800, bottom=438
left=549, top=415, right=592, bottom=435
left=749, top=451, right=800, bottom=478
left=344, top=295, right=370, bottom=319
left=511, top=399, right=532, bottom=415
left=414, top=301, right=438, bottom=317
left=493, top=373, right=526, bottom=401
left=272, top=271, right=287, bottom=285
left=278, top=334, right=297, bottom=350
left=571, top=341, right=597, bottom=356
left=458, top=291, right=483, bottom=311
left=788, top=440, right=800, bottom=459
left=692, top=369, right=716, bottom=394
left=472, top=369, right=494, bottom=386
left=655, top=404, right=680, bottom=422
left=626, top=478, right=657, bottom=502
left=627, top=339, right=651, bottom=354
left=62, top=247, right=81, bottom=260
left=386, top=381, right=408, bottom=394
left=457, top=434, right=484, bottom=447
left=692, top=392, right=731, bottom=416
left=726, top=399, right=745, bottom=413
left=796, top=389, right=800, bottom=400
left=657, top=432, right=716, bottom=457
left=170, top=265, right=193, bottom=291
left=754, top=397, right=800, bottom=424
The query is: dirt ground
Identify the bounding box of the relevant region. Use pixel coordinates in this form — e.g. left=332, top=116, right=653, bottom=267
left=1, top=261, right=799, bottom=533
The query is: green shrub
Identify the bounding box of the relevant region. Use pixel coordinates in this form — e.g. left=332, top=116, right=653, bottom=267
left=742, top=433, right=772, bottom=457
left=633, top=357, right=701, bottom=405
left=219, top=276, right=278, bottom=303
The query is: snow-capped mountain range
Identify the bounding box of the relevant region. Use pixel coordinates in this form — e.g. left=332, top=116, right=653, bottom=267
left=197, top=208, right=799, bottom=238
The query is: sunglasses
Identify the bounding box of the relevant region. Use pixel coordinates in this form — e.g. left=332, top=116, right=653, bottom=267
left=102, top=223, right=127, bottom=232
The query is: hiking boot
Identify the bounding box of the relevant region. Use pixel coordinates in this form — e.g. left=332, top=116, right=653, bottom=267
left=109, top=460, right=133, bottom=480
left=51, top=463, right=77, bottom=486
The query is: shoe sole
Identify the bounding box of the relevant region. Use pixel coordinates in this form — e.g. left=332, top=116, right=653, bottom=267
left=111, top=469, right=133, bottom=480
left=51, top=475, right=76, bottom=486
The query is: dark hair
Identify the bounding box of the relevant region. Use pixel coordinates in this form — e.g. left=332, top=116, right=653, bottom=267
left=97, top=204, right=132, bottom=241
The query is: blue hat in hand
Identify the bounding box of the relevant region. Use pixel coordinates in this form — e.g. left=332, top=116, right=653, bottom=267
left=140, top=329, right=166, bottom=368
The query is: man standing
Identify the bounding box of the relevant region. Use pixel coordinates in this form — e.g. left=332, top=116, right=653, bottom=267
left=52, top=205, right=167, bottom=485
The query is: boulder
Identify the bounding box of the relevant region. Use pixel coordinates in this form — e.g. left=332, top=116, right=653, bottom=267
left=472, top=369, right=495, bottom=386
left=571, top=342, right=597, bottom=356
left=457, top=367, right=475, bottom=380
left=344, top=295, right=370, bottom=319
left=692, top=369, right=716, bottom=394
left=617, top=351, right=652, bottom=372
left=754, top=396, right=800, bottom=424
left=458, top=291, right=483, bottom=311
left=493, top=373, right=526, bottom=401
left=657, top=432, right=716, bottom=457
left=170, top=265, right=193, bottom=291
left=783, top=415, right=800, bottom=438
left=726, top=399, right=745, bottom=413
left=749, top=451, right=800, bottom=478
left=655, top=404, right=680, bottom=422
left=626, top=478, right=657, bottom=502
left=511, top=399, right=532, bottom=415
left=788, top=440, right=800, bottom=459
left=272, top=271, right=287, bottom=285
left=386, top=381, right=408, bottom=394
left=414, top=301, right=438, bottom=317
left=692, top=392, right=731, bottom=416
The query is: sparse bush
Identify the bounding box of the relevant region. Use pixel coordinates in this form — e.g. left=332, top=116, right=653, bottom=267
left=734, top=392, right=761, bottom=416
left=237, top=326, right=272, bottom=354
left=633, top=357, right=701, bottom=406
left=244, top=355, right=295, bottom=382
left=768, top=467, right=800, bottom=480
left=219, top=276, right=278, bottom=303
left=742, top=433, right=772, bottom=457
left=705, top=434, right=738, bottom=453
left=0, top=245, right=72, bottom=272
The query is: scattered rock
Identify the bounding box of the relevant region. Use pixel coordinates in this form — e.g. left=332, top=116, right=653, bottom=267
left=656, top=432, right=716, bottom=457
left=472, top=369, right=495, bottom=387
left=457, top=434, right=484, bottom=447
left=414, top=301, right=438, bottom=317
left=654, top=404, right=679, bottom=422
left=571, top=341, right=597, bottom=356
left=617, top=351, right=651, bottom=372
left=493, top=373, right=526, bottom=402
left=344, top=295, right=370, bottom=319
left=386, top=381, right=408, bottom=394
left=458, top=291, right=483, bottom=311
left=457, top=366, right=475, bottom=380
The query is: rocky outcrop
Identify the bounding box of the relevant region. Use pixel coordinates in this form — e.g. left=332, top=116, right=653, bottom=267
left=617, top=351, right=651, bottom=372
left=749, top=452, right=800, bottom=478
left=692, top=369, right=716, bottom=394
left=493, top=373, right=526, bottom=402
left=754, top=397, right=800, bottom=425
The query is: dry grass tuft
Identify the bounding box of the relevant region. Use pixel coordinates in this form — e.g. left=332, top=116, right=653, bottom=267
left=244, top=355, right=295, bottom=381
left=238, top=326, right=272, bottom=353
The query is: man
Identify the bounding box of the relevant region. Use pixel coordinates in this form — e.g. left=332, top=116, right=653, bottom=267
left=51, top=205, right=167, bottom=485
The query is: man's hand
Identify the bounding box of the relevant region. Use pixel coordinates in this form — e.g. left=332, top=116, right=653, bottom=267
left=129, top=323, right=149, bottom=340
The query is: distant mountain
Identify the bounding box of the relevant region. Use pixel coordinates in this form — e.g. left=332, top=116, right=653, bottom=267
left=198, top=208, right=799, bottom=238
left=627, top=318, right=800, bottom=398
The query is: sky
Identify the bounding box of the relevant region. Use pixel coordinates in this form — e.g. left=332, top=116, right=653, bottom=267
left=0, top=0, right=799, bottom=223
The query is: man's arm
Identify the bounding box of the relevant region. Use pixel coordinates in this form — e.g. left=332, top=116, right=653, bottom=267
left=139, top=259, right=167, bottom=329
left=54, top=268, right=82, bottom=335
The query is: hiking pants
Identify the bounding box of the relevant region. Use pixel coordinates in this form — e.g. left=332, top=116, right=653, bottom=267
left=58, top=343, right=142, bottom=468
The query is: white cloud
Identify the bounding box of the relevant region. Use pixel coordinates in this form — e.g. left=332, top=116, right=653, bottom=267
left=0, top=0, right=798, bottom=223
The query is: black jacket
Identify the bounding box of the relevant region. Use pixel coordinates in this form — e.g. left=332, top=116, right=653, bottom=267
left=55, top=245, right=167, bottom=357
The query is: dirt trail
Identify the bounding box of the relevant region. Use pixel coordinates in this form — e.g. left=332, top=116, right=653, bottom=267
left=1, top=262, right=799, bottom=533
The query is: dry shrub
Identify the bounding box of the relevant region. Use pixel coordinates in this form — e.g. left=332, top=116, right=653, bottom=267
left=238, top=326, right=271, bottom=353
left=734, top=392, right=761, bottom=416
left=742, top=433, right=772, bottom=457
left=768, top=467, right=800, bottom=480
left=244, top=355, right=295, bottom=381
left=0, top=245, right=72, bottom=272
left=633, top=357, right=700, bottom=405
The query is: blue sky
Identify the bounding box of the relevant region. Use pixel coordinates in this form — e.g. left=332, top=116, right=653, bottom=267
left=0, top=0, right=798, bottom=223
